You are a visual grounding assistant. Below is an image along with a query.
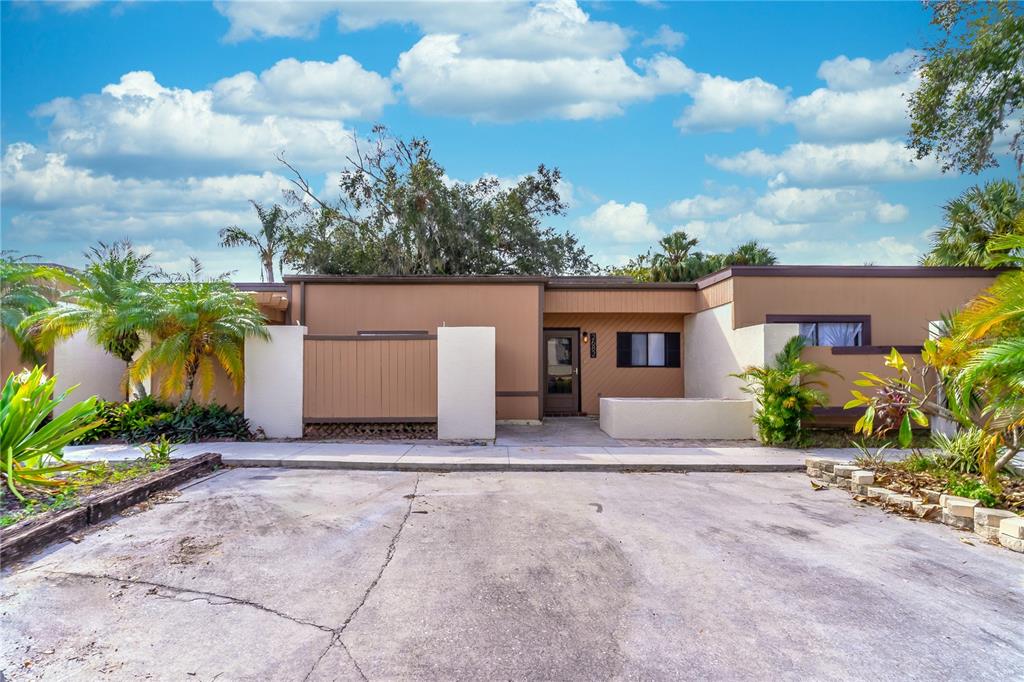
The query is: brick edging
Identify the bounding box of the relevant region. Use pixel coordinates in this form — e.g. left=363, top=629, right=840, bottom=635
left=1, top=453, right=222, bottom=565
left=805, top=457, right=1023, bottom=553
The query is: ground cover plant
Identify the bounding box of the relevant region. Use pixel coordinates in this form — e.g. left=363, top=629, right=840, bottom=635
left=72, top=397, right=254, bottom=444
left=0, top=436, right=178, bottom=529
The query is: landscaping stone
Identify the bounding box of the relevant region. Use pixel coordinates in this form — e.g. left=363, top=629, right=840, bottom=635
left=833, top=464, right=859, bottom=479
left=912, top=502, right=941, bottom=520
left=884, top=494, right=915, bottom=512
left=806, top=467, right=822, bottom=478
left=941, top=496, right=981, bottom=519
left=850, top=470, right=874, bottom=485
left=921, top=489, right=942, bottom=505
left=999, top=516, right=1024, bottom=540
left=866, top=486, right=891, bottom=501
left=973, top=508, right=1018, bottom=541
left=941, top=511, right=974, bottom=530
left=999, top=535, right=1024, bottom=553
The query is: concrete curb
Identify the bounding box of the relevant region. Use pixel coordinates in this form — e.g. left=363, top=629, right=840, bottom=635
left=224, top=458, right=806, bottom=473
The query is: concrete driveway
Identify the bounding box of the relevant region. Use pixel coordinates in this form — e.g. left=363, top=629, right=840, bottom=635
left=3, top=469, right=1022, bottom=681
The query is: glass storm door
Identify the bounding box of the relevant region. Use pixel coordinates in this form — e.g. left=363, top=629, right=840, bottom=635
left=544, top=329, right=579, bottom=415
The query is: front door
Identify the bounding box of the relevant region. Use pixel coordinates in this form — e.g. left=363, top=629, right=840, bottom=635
left=544, top=329, right=580, bottom=415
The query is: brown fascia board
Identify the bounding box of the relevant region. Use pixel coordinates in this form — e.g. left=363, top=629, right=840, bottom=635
left=282, top=274, right=549, bottom=284
left=545, top=279, right=697, bottom=290
left=694, top=264, right=1011, bottom=288
left=233, top=282, right=288, bottom=292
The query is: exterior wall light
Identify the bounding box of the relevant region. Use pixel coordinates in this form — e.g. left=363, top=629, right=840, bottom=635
left=582, top=331, right=590, bottom=344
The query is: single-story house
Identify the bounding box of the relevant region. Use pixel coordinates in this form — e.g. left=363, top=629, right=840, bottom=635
left=5, top=265, right=1000, bottom=440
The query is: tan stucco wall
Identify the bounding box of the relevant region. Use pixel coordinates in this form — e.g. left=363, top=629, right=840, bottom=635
left=731, top=275, right=997, bottom=344
left=543, top=312, right=684, bottom=415
left=151, top=361, right=243, bottom=410
left=301, top=282, right=541, bottom=420
left=1, top=331, right=52, bottom=380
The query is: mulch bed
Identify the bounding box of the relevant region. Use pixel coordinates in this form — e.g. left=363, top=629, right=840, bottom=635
left=871, top=465, right=1024, bottom=513
left=1, top=453, right=221, bottom=565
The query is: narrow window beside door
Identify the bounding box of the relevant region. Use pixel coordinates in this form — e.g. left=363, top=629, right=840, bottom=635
left=616, top=332, right=680, bottom=367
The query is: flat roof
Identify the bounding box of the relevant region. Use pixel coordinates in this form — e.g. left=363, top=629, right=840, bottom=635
left=281, top=266, right=1004, bottom=289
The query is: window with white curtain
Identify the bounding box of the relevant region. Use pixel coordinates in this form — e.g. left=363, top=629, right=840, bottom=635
left=798, top=321, right=863, bottom=347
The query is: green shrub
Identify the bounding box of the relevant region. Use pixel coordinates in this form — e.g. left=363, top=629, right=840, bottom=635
left=0, top=368, right=103, bottom=500
left=946, top=475, right=1000, bottom=507
left=733, top=336, right=839, bottom=445
left=931, top=428, right=988, bottom=474
left=72, top=397, right=253, bottom=444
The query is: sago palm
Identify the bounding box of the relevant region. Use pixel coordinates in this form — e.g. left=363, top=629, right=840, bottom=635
left=131, top=260, right=269, bottom=410
left=0, top=253, right=70, bottom=363
left=922, top=179, right=1024, bottom=267
left=21, top=240, right=155, bottom=399
left=219, top=201, right=292, bottom=283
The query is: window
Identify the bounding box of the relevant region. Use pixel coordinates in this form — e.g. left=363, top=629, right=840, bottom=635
left=617, top=332, right=680, bottom=367
left=798, top=321, right=863, bottom=347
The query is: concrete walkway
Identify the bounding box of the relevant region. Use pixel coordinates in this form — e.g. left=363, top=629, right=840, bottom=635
left=63, top=441, right=869, bottom=472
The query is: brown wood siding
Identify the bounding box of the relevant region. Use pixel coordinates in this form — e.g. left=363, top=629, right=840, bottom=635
left=303, top=337, right=437, bottom=420
left=302, top=282, right=540, bottom=419
left=544, top=289, right=697, bottom=314
left=697, top=278, right=734, bottom=311
left=732, top=275, right=998, bottom=344
left=543, top=313, right=684, bottom=415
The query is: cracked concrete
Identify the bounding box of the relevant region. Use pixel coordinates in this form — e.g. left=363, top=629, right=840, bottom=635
left=3, top=468, right=1023, bottom=680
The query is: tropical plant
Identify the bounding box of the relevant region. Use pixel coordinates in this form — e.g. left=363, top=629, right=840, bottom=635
left=908, top=0, right=1024, bottom=174
left=931, top=427, right=987, bottom=474
left=219, top=201, right=293, bottom=283
left=922, top=180, right=1024, bottom=266
left=279, top=125, right=595, bottom=276
left=0, top=367, right=103, bottom=500
left=622, top=233, right=777, bottom=282
left=0, top=253, right=69, bottom=363
left=20, top=240, right=156, bottom=399
left=845, top=349, right=933, bottom=448
left=130, top=402, right=254, bottom=442
left=733, top=336, right=838, bottom=445
left=131, top=260, right=269, bottom=411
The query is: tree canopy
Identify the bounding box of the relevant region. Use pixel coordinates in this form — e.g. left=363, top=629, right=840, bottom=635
left=908, top=0, right=1024, bottom=174
left=610, top=233, right=778, bottom=282
left=280, top=126, right=594, bottom=276
left=922, top=179, right=1024, bottom=266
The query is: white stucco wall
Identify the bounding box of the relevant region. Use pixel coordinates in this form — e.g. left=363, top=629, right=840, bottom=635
left=53, top=330, right=127, bottom=414
left=245, top=325, right=306, bottom=438
left=684, top=303, right=799, bottom=399
left=437, top=326, right=495, bottom=440
left=600, top=397, right=754, bottom=439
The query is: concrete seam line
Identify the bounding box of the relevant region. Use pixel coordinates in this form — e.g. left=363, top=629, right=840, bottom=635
left=45, top=570, right=332, bottom=633
left=303, top=474, right=421, bottom=682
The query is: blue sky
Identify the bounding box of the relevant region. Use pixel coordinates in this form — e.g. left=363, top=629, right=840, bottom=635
left=1, top=0, right=1013, bottom=280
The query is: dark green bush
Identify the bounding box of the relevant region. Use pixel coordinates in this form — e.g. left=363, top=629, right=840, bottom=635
left=72, top=397, right=253, bottom=444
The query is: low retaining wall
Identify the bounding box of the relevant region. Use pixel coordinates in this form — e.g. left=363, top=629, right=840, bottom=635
left=599, top=397, right=754, bottom=440
left=806, top=457, right=1023, bottom=553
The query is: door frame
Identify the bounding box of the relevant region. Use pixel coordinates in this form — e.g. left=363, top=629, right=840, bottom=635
left=542, top=327, right=581, bottom=415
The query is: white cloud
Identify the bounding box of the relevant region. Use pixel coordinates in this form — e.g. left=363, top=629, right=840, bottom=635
left=708, top=139, right=943, bottom=186
left=578, top=200, right=661, bottom=243
left=642, top=24, right=686, bottom=51
left=2, top=143, right=290, bottom=266
left=674, top=212, right=809, bottom=248
left=459, top=0, right=629, bottom=59
left=774, top=235, right=921, bottom=265
left=214, top=0, right=343, bottom=42
left=786, top=81, right=914, bottom=142
left=665, top=193, right=747, bottom=220
left=393, top=36, right=694, bottom=121
left=817, top=49, right=917, bottom=92
left=754, top=187, right=908, bottom=224
left=212, top=55, right=393, bottom=120
left=34, top=71, right=358, bottom=175
left=675, top=74, right=789, bottom=132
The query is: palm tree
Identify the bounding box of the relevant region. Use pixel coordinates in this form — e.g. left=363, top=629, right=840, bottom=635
left=725, top=240, right=778, bottom=266
left=935, top=234, right=1024, bottom=479
left=0, top=253, right=70, bottom=364
left=21, top=241, right=155, bottom=399
left=922, top=179, right=1024, bottom=267
left=219, top=201, right=292, bottom=283
left=131, top=260, right=269, bottom=410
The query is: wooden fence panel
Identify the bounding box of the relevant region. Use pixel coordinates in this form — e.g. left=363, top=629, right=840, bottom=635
left=303, top=337, right=438, bottom=421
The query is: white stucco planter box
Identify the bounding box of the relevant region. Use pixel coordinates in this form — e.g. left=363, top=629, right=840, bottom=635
left=599, top=397, right=754, bottom=440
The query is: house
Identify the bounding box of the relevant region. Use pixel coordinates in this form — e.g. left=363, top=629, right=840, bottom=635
left=7, top=265, right=1000, bottom=439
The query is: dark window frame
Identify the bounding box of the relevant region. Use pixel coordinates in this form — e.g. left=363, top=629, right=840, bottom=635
left=616, top=332, right=681, bottom=368
left=765, top=314, right=871, bottom=347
